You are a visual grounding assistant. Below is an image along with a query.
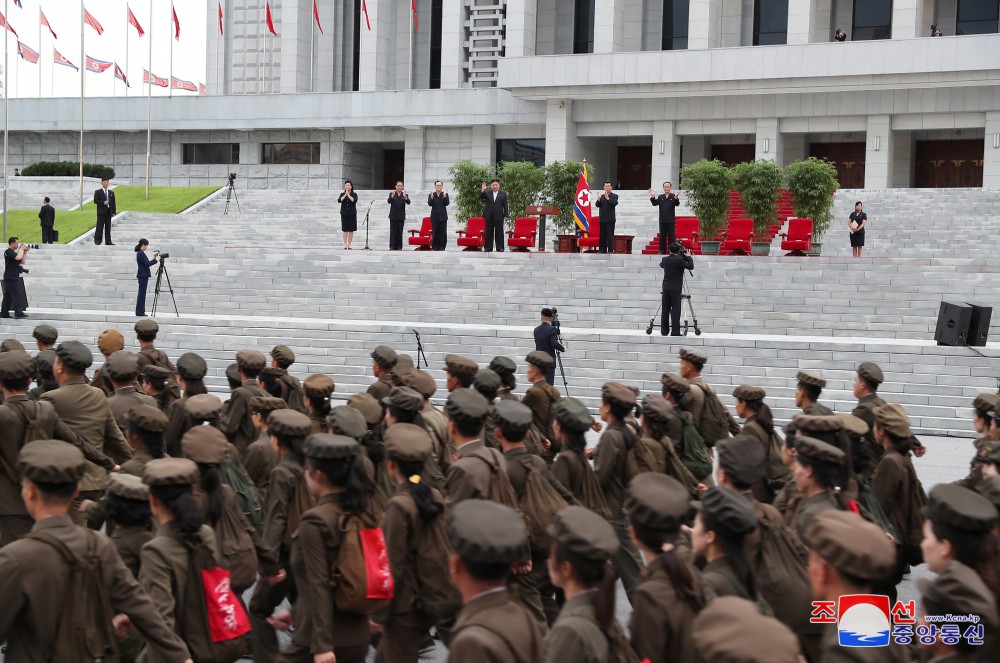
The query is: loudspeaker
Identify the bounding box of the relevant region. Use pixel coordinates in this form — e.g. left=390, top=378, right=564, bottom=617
left=935, top=301, right=973, bottom=346
left=965, top=302, right=992, bottom=347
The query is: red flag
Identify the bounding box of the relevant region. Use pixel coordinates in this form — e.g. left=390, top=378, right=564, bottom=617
left=17, top=41, right=39, bottom=64
left=40, top=9, right=56, bottom=39
left=0, top=11, right=18, bottom=37
left=412, top=0, right=418, bottom=31
left=217, top=2, right=223, bottom=35
left=265, top=1, right=277, bottom=35
left=13, top=0, right=22, bottom=8
left=53, top=48, right=78, bottom=71
left=198, top=82, right=206, bottom=95
left=172, top=4, right=180, bottom=40
left=361, top=0, right=371, bottom=31
left=114, top=63, right=130, bottom=87
left=85, top=55, right=113, bottom=73
left=572, top=171, right=592, bottom=233
left=127, top=5, right=144, bottom=37
left=170, top=76, right=197, bottom=92
left=143, top=69, right=168, bottom=87
left=312, top=0, right=323, bottom=34
left=83, top=7, right=104, bottom=35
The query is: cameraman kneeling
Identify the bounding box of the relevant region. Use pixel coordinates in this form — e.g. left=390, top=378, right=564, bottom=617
left=659, top=242, right=693, bottom=336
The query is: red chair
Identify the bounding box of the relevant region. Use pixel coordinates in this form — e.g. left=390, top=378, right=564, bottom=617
left=780, top=218, right=813, bottom=255
left=506, top=217, right=538, bottom=251
left=719, top=218, right=753, bottom=255
left=456, top=217, right=486, bottom=250
left=408, top=217, right=433, bottom=250
left=577, top=217, right=602, bottom=250
left=676, top=217, right=702, bottom=254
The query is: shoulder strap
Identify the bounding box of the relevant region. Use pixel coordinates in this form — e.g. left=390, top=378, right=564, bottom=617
left=25, top=528, right=101, bottom=566
left=243, top=384, right=265, bottom=398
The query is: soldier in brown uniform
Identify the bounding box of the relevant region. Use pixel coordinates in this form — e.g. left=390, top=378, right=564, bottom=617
left=28, top=349, right=57, bottom=400
left=31, top=323, right=57, bottom=352
left=107, top=351, right=158, bottom=432
left=0, top=440, right=192, bottom=663
left=796, top=370, right=834, bottom=415
left=692, top=596, right=801, bottom=663
left=446, top=499, right=545, bottom=663
left=956, top=394, right=999, bottom=489
left=269, top=345, right=307, bottom=413
left=640, top=393, right=699, bottom=495
left=303, top=373, right=335, bottom=434
left=42, top=340, right=134, bottom=528
left=677, top=347, right=740, bottom=439
left=91, top=328, right=126, bottom=396
left=490, top=356, right=518, bottom=401
left=105, top=472, right=153, bottom=663
left=792, top=436, right=851, bottom=539
left=164, top=352, right=210, bottom=457
left=369, top=345, right=399, bottom=401
left=0, top=350, right=117, bottom=545
left=348, top=392, right=386, bottom=444
left=141, top=365, right=177, bottom=413
left=245, top=395, right=286, bottom=495
left=445, top=353, right=478, bottom=391
left=221, top=349, right=267, bottom=455
left=918, top=561, right=999, bottom=663
left=852, top=361, right=888, bottom=471
left=400, top=368, right=453, bottom=486
left=134, top=319, right=177, bottom=372
left=732, top=384, right=785, bottom=503
left=391, top=353, right=415, bottom=385
left=473, top=368, right=502, bottom=449
left=522, top=351, right=560, bottom=447
left=551, top=397, right=612, bottom=519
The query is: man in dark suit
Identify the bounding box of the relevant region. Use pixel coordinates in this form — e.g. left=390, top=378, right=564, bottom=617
left=594, top=181, right=618, bottom=253
left=387, top=181, right=410, bottom=251
left=533, top=308, right=565, bottom=385
left=480, top=179, right=508, bottom=252
left=649, top=181, right=681, bottom=253
left=93, top=178, right=115, bottom=245
left=660, top=242, right=694, bottom=336
left=427, top=180, right=450, bottom=251
left=38, top=198, right=56, bottom=244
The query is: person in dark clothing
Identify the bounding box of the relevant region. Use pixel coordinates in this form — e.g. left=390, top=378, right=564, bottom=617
left=533, top=307, right=565, bottom=385
left=93, top=178, right=116, bottom=245
left=134, top=239, right=159, bottom=317
left=849, top=200, right=867, bottom=258
left=427, top=180, right=450, bottom=251
left=338, top=180, right=359, bottom=250
left=38, top=198, right=56, bottom=244
left=594, top=181, right=618, bottom=254
left=659, top=242, right=693, bottom=336
left=480, top=179, right=509, bottom=252
left=386, top=181, right=410, bottom=251
left=1, top=238, right=28, bottom=319
left=648, top=181, right=681, bottom=253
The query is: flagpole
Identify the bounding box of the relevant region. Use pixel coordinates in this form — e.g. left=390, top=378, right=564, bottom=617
left=3, top=0, right=9, bottom=239
left=168, top=3, right=173, bottom=98
left=309, top=3, right=314, bottom=93
left=124, top=4, right=128, bottom=97
left=409, top=3, right=413, bottom=89
left=37, top=2, right=41, bottom=97
left=145, top=0, right=152, bottom=199
left=79, top=2, right=84, bottom=208
left=215, top=1, right=220, bottom=95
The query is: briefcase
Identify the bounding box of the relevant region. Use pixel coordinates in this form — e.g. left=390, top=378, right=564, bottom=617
left=53, top=229, right=59, bottom=242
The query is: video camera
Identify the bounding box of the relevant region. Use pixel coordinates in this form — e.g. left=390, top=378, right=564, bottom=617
left=550, top=307, right=560, bottom=332
left=154, top=250, right=170, bottom=260
left=228, top=173, right=237, bottom=185
left=21, top=243, right=40, bottom=250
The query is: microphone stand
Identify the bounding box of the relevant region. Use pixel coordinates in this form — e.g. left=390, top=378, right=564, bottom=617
left=363, top=200, right=375, bottom=251
left=413, top=329, right=429, bottom=369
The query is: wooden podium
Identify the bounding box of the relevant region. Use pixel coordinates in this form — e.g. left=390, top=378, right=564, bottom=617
left=525, top=205, right=560, bottom=252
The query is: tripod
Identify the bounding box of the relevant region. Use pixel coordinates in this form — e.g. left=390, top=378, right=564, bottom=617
left=553, top=326, right=570, bottom=396
left=151, top=258, right=179, bottom=317
left=223, top=178, right=240, bottom=216
left=363, top=200, right=375, bottom=250
left=413, top=329, right=429, bottom=369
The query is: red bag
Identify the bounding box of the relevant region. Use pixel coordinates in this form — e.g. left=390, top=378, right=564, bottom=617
left=202, top=567, right=252, bottom=643
left=333, top=517, right=394, bottom=614
left=361, top=527, right=394, bottom=600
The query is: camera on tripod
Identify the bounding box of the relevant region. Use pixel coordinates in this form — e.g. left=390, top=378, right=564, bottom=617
left=228, top=173, right=237, bottom=185
left=549, top=307, right=560, bottom=332
left=154, top=250, right=170, bottom=260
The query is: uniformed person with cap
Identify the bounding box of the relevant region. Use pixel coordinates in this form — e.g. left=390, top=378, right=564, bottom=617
left=303, top=373, right=335, bottom=434
left=551, top=397, right=613, bottom=519
left=852, top=361, right=889, bottom=473
left=0, top=339, right=24, bottom=355
left=677, top=347, right=740, bottom=439
left=28, top=348, right=57, bottom=400
left=445, top=354, right=478, bottom=391
left=269, top=345, right=308, bottom=414
left=369, top=345, right=399, bottom=401
left=957, top=394, right=999, bottom=490
left=490, top=356, right=518, bottom=401
left=390, top=353, right=415, bottom=386
left=31, top=323, right=57, bottom=351
left=92, top=328, right=127, bottom=396
left=106, top=351, right=158, bottom=432
left=0, top=440, right=193, bottom=663
left=692, top=597, right=801, bottom=663
left=221, top=349, right=268, bottom=455
left=141, top=364, right=178, bottom=414
left=522, top=350, right=561, bottom=462
left=732, top=384, right=787, bottom=503
left=224, top=362, right=242, bottom=393
left=245, top=395, right=286, bottom=495
left=164, top=351, right=210, bottom=457
left=639, top=393, right=700, bottom=495
left=134, top=319, right=177, bottom=372
left=660, top=372, right=708, bottom=481
left=919, top=561, right=999, bottom=663
left=106, top=471, right=154, bottom=662
left=41, top=340, right=134, bottom=528
left=796, top=370, right=834, bottom=415
left=871, top=403, right=927, bottom=567
left=792, top=435, right=851, bottom=539
left=400, top=368, right=454, bottom=487
left=473, top=368, right=502, bottom=449
left=446, top=499, right=545, bottom=662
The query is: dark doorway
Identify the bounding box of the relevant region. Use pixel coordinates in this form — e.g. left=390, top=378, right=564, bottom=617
left=915, top=140, right=984, bottom=188
left=810, top=142, right=866, bottom=188
left=383, top=149, right=405, bottom=189
left=710, top=144, right=755, bottom=167
left=616, top=146, right=652, bottom=189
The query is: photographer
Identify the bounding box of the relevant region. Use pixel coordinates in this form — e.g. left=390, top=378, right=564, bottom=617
left=659, top=242, right=693, bottom=336
left=1, top=237, right=29, bottom=319
left=533, top=307, right=565, bottom=385
left=134, top=239, right=160, bottom=317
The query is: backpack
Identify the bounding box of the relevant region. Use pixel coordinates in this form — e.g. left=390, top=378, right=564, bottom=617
left=11, top=400, right=49, bottom=444
left=237, top=384, right=266, bottom=445
left=283, top=474, right=317, bottom=550
left=693, top=383, right=732, bottom=447
left=332, top=514, right=395, bottom=615
left=631, top=435, right=660, bottom=476
left=679, top=413, right=713, bottom=481
left=520, top=462, right=569, bottom=555
left=754, top=515, right=814, bottom=637
left=658, top=435, right=700, bottom=498
left=218, top=453, right=263, bottom=528
left=25, top=529, right=119, bottom=663
left=214, top=487, right=259, bottom=592
left=765, top=430, right=792, bottom=493
left=472, top=449, right=521, bottom=510
left=579, top=614, right=641, bottom=663
left=397, top=494, right=462, bottom=622
left=574, top=452, right=613, bottom=521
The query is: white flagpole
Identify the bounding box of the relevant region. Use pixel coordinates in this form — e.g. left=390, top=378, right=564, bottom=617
left=79, top=2, right=84, bottom=208
left=309, top=1, right=314, bottom=92
left=3, top=0, right=9, bottom=238
left=258, top=3, right=262, bottom=93
left=124, top=4, right=129, bottom=97
left=266, top=8, right=270, bottom=93
left=145, top=0, right=152, bottom=199
left=216, top=1, right=220, bottom=94
left=409, top=2, right=413, bottom=89
left=168, top=2, right=173, bottom=98
left=37, top=2, right=41, bottom=97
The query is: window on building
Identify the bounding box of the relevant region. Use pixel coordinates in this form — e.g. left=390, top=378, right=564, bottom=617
left=352, top=0, right=361, bottom=91
left=661, top=0, right=690, bottom=50
left=182, top=144, right=240, bottom=165
left=496, top=139, right=545, bottom=168
left=852, top=0, right=893, bottom=40
left=753, top=0, right=789, bottom=45
left=430, top=0, right=443, bottom=89
left=573, top=0, right=595, bottom=54
left=957, top=0, right=1000, bottom=34
left=261, top=143, right=321, bottom=165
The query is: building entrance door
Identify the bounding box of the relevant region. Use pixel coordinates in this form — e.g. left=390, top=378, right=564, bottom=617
left=810, top=142, right=866, bottom=188
left=383, top=149, right=405, bottom=189
left=616, top=146, right=652, bottom=189
left=915, top=140, right=984, bottom=188
left=710, top=144, right=755, bottom=166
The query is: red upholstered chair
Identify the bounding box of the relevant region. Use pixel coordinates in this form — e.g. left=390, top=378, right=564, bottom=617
left=577, top=217, right=602, bottom=250
left=456, top=217, right=486, bottom=250
left=408, top=217, right=433, bottom=250
left=719, top=218, right=754, bottom=255
left=506, top=217, right=538, bottom=251
left=780, top=218, right=813, bottom=255
left=676, top=217, right=702, bottom=254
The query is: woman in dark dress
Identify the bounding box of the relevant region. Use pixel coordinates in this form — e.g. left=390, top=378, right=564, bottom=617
left=338, top=180, right=359, bottom=249
left=849, top=201, right=867, bottom=258
left=134, top=238, right=159, bottom=316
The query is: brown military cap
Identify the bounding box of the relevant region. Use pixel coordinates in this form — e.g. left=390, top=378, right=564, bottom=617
left=250, top=396, right=287, bottom=414
left=97, top=329, right=125, bottom=356
left=347, top=393, right=383, bottom=425
left=235, top=349, right=266, bottom=372
left=371, top=345, right=398, bottom=369
left=602, top=382, right=637, bottom=409
left=328, top=405, right=368, bottom=440
left=974, top=393, right=1000, bottom=415
left=873, top=403, right=912, bottom=438
left=641, top=393, right=674, bottom=424
left=35, top=349, right=55, bottom=374
left=391, top=362, right=414, bottom=386
left=444, top=388, right=490, bottom=425
left=184, top=394, right=224, bottom=420
left=732, top=384, right=765, bottom=402
left=104, top=351, right=140, bottom=380
left=225, top=363, right=240, bottom=384
left=448, top=499, right=528, bottom=565
left=445, top=353, right=478, bottom=377
left=1, top=338, right=25, bottom=353
left=836, top=413, right=869, bottom=438
left=268, top=409, right=312, bottom=437
left=142, top=458, right=199, bottom=487
left=524, top=351, right=554, bottom=371
left=693, top=487, right=757, bottom=535
left=552, top=397, right=594, bottom=434
left=857, top=361, right=884, bottom=385
left=922, top=484, right=998, bottom=531
left=31, top=324, right=58, bottom=344
left=383, top=386, right=424, bottom=413
left=794, top=435, right=845, bottom=466
left=488, top=356, right=516, bottom=377
left=270, top=345, right=295, bottom=368
left=182, top=425, right=229, bottom=465
left=260, top=366, right=284, bottom=381
left=717, top=435, right=769, bottom=486
left=55, top=340, right=93, bottom=371
left=395, top=354, right=414, bottom=372
left=176, top=352, right=208, bottom=381
left=693, top=596, right=800, bottom=663
left=18, top=439, right=87, bottom=484
left=975, top=475, right=1000, bottom=512
left=796, top=370, right=826, bottom=389
left=107, top=473, right=148, bottom=501
left=400, top=369, right=437, bottom=399
left=383, top=423, right=434, bottom=463
left=678, top=347, right=707, bottom=367
left=790, top=414, right=843, bottom=434
left=627, top=475, right=689, bottom=532
left=303, top=373, right=335, bottom=399
left=134, top=319, right=159, bottom=335
left=0, top=350, right=36, bottom=381
left=304, top=433, right=359, bottom=460
left=547, top=506, right=619, bottom=562
left=493, top=400, right=533, bottom=436
left=660, top=372, right=690, bottom=394
left=473, top=368, right=501, bottom=393
left=128, top=405, right=169, bottom=433
left=803, top=510, right=896, bottom=581
left=141, top=364, right=171, bottom=380
left=918, top=561, right=999, bottom=630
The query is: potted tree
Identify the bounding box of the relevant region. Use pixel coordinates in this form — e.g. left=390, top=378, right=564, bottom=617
left=448, top=160, right=495, bottom=230
left=679, top=159, right=732, bottom=255
left=785, top=157, right=840, bottom=256
left=498, top=160, right=545, bottom=230
left=732, top=159, right=784, bottom=256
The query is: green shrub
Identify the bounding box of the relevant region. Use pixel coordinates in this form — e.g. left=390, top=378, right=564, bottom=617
left=21, top=161, right=115, bottom=180
left=541, top=161, right=584, bottom=233
left=498, top=161, right=544, bottom=228
left=732, top=160, right=784, bottom=239
left=679, top=159, right=733, bottom=241
left=785, top=157, right=839, bottom=241
left=448, top=160, right=495, bottom=228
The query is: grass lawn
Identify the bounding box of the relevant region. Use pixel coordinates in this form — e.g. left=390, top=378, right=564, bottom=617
left=1, top=186, right=220, bottom=244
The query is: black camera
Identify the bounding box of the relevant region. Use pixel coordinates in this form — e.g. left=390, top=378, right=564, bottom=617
left=550, top=307, right=560, bottom=332
left=155, top=251, right=170, bottom=260
left=23, top=244, right=40, bottom=250
left=228, top=173, right=237, bottom=184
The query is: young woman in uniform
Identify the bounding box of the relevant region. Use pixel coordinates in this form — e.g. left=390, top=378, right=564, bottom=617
left=732, top=384, right=780, bottom=503
left=550, top=397, right=611, bottom=520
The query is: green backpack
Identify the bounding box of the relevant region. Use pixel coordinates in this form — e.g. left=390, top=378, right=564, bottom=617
left=219, top=454, right=263, bottom=527
left=679, top=413, right=713, bottom=481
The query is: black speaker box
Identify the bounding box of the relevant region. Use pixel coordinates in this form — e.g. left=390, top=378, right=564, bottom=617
left=965, top=302, right=992, bottom=347
left=935, top=301, right=972, bottom=346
